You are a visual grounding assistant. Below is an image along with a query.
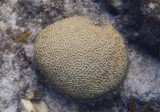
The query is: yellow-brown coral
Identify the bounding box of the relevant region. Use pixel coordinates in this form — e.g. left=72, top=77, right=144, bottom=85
left=34, top=16, right=128, bottom=100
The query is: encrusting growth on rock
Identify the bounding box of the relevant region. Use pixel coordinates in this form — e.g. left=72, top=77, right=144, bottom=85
left=34, top=16, right=128, bottom=100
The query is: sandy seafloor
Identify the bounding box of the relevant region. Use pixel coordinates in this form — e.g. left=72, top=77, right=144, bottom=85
left=0, top=0, right=160, bottom=112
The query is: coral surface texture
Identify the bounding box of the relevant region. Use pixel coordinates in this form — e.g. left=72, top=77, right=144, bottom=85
left=34, top=16, right=128, bottom=100
left=0, top=0, right=160, bottom=112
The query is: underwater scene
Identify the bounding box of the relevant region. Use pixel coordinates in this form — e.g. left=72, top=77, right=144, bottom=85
left=0, top=0, right=160, bottom=112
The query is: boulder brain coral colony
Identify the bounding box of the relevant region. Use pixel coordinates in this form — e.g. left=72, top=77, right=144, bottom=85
left=34, top=16, right=128, bottom=100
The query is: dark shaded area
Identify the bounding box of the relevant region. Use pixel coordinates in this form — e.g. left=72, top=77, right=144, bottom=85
left=102, top=0, right=160, bottom=58
left=101, top=0, right=119, bottom=16
left=94, top=0, right=119, bottom=16
left=127, top=16, right=160, bottom=58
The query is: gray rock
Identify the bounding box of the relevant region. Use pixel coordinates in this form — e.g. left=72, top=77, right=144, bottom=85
left=0, top=0, right=160, bottom=112
left=122, top=47, right=160, bottom=102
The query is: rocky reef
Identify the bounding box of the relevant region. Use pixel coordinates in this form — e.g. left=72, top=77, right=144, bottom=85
left=0, top=0, right=160, bottom=112
left=105, top=0, right=160, bottom=57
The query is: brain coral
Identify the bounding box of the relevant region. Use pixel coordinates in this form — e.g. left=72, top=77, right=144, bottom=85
left=34, top=16, right=128, bottom=100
